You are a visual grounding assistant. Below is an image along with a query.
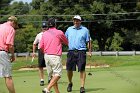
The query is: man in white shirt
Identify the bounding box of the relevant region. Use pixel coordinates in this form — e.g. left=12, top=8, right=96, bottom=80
left=32, top=22, right=51, bottom=86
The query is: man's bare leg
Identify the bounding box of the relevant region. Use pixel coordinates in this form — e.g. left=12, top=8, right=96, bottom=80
left=5, top=77, right=16, bottom=93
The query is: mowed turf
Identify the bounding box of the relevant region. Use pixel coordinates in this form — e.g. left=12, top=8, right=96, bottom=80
left=0, top=65, right=140, bottom=93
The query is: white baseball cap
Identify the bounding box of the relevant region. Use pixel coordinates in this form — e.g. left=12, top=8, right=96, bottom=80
left=73, top=15, right=81, bottom=20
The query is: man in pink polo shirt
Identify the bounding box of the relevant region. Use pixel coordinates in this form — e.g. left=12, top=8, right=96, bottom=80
left=40, top=18, right=68, bottom=93
left=0, top=16, right=18, bottom=93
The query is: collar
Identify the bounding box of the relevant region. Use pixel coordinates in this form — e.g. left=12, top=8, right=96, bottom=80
left=72, top=25, right=82, bottom=30
left=5, top=21, right=12, bottom=26
left=48, top=27, right=56, bottom=30
left=4, top=21, right=14, bottom=28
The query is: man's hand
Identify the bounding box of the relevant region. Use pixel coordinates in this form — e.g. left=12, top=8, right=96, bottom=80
left=32, top=52, right=36, bottom=58
left=10, top=55, right=15, bottom=62
left=7, top=44, right=15, bottom=62
left=87, top=51, right=92, bottom=57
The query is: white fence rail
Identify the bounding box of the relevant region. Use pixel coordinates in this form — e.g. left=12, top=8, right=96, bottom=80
left=92, top=51, right=140, bottom=56
left=13, top=51, right=140, bottom=57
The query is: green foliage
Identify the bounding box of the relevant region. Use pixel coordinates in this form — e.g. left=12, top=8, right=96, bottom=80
left=109, top=32, right=123, bottom=51
left=123, top=28, right=140, bottom=45
left=1, top=0, right=140, bottom=52
left=0, top=0, right=11, bottom=22
left=0, top=0, right=11, bottom=9
left=136, top=2, right=140, bottom=10
left=9, top=1, right=30, bottom=15
left=92, top=40, right=99, bottom=51
left=31, top=0, right=45, bottom=9
left=132, top=31, right=140, bottom=44
left=15, top=24, right=40, bottom=52
left=90, top=1, right=105, bottom=13
left=12, top=55, right=140, bottom=70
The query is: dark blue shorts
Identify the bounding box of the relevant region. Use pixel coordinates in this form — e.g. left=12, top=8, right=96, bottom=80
left=38, top=49, right=46, bottom=67
left=66, top=50, right=86, bottom=72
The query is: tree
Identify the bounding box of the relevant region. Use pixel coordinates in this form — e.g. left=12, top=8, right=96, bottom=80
left=2, top=0, right=140, bottom=52
left=9, top=1, right=30, bottom=15
left=0, top=0, right=11, bottom=9
left=109, top=32, right=123, bottom=51
left=0, top=0, right=12, bottom=22
left=15, top=24, right=40, bottom=52
left=31, top=0, right=137, bottom=51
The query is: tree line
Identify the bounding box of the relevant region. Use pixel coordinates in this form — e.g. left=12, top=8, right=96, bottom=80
left=0, top=0, right=140, bottom=52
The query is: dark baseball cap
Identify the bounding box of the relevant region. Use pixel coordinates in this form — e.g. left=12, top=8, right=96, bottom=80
left=48, top=18, right=56, bottom=27
left=42, top=21, right=47, bottom=28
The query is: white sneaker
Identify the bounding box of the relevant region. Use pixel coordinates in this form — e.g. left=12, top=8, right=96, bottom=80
left=42, top=88, right=50, bottom=93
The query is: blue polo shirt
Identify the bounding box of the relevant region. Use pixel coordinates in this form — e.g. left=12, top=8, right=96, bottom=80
left=65, top=25, right=90, bottom=50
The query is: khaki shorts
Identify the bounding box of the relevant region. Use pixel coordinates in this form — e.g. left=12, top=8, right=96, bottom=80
left=44, top=54, right=62, bottom=77
left=0, top=51, right=12, bottom=77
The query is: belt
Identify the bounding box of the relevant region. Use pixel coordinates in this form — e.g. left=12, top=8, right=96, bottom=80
left=0, top=50, right=8, bottom=52
left=69, top=50, right=86, bottom=52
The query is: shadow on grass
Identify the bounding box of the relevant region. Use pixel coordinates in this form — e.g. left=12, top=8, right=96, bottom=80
left=0, top=90, right=6, bottom=93
left=58, top=81, right=68, bottom=85
left=86, top=88, right=105, bottom=92
left=43, top=81, right=68, bottom=86
left=72, top=88, right=105, bottom=93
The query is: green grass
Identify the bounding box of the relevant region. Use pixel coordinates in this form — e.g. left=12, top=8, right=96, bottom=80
left=12, top=55, right=140, bottom=70
left=0, top=55, right=140, bottom=93
left=0, top=65, right=140, bottom=93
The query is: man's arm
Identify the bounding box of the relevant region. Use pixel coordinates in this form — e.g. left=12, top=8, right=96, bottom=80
left=8, top=44, right=15, bottom=62
left=32, top=34, right=39, bottom=57
left=32, top=44, right=36, bottom=57
left=61, top=32, right=68, bottom=45
left=87, top=40, right=92, bottom=57
left=39, top=35, right=44, bottom=53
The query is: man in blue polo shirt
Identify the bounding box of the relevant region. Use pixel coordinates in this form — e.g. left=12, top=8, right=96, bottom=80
left=65, top=15, right=92, bottom=93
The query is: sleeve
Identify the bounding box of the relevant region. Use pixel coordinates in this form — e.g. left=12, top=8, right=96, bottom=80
left=6, top=28, right=15, bottom=45
left=86, top=29, right=90, bottom=42
left=39, top=34, right=44, bottom=51
left=33, top=34, right=39, bottom=45
left=65, top=29, right=68, bottom=39
left=61, top=31, right=68, bottom=45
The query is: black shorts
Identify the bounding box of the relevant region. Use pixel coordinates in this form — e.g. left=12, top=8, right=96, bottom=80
left=38, top=49, right=46, bottom=67
left=66, top=50, right=86, bottom=72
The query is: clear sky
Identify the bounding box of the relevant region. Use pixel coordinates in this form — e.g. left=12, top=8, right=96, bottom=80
left=12, top=0, right=32, bottom=3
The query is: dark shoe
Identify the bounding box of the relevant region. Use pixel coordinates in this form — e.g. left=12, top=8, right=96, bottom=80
left=80, top=87, right=85, bottom=93
left=48, top=79, right=50, bottom=84
left=67, top=83, right=73, bottom=92
left=40, top=81, right=44, bottom=86
left=42, top=90, right=46, bottom=93
left=48, top=78, right=51, bottom=84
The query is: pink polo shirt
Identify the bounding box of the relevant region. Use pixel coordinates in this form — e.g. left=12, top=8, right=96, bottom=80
left=40, top=27, right=68, bottom=56
left=0, top=22, right=15, bottom=51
